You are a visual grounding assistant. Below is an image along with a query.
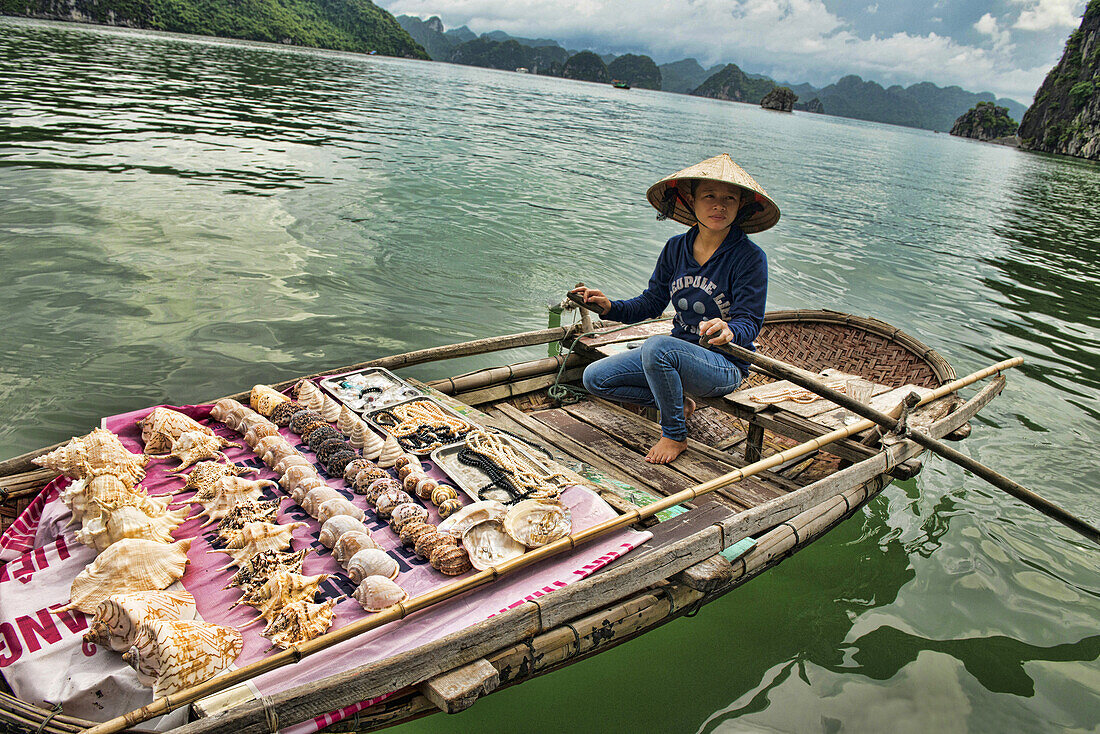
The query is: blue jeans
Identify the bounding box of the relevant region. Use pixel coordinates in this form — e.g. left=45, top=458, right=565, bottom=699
left=581, top=335, right=744, bottom=442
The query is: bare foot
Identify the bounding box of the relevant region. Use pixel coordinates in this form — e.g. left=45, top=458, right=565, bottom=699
left=646, top=436, right=688, bottom=464
left=684, top=397, right=696, bottom=421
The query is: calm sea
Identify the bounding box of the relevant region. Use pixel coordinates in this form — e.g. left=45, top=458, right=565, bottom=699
left=1, top=17, right=1097, bottom=733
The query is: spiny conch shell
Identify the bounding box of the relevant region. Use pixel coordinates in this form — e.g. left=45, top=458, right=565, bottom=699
left=353, top=575, right=408, bottom=612
left=319, top=515, right=366, bottom=549
left=376, top=435, right=403, bottom=468
left=33, top=428, right=148, bottom=485
left=263, top=598, right=337, bottom=649
left=462, top=519, right=526, bottom=571
left=295, top=380, right=325, bottom=412
left=83, top=590, right=197, bottom=652
left=336, top=405, right=358, bottom=436
left=358, top=426, right=385, bottom=460
left=301, top=487, right=343, bottom=516
left=438, top=500, right=507, bottom=539
left=64, top=475, right=156, bottom=523
left=63, top=538, right=192, bottom=614
left=224, top=548, right=310, bottom=590
left=197, top=478, right=278, bottom=527
left=503, top=500, right=572, bottom=548
left=333, top=531, right=380, bottom=565
left=280, top=464, right=321, bottom=494
left=243, top=570, right=329, bottom=623
left=138, top=408, right=214, bottom=455
left=122, top=619, right=242, bottom=698
left=347, top=548, right=399, bottom=584
left=213, top=522, right=304, bottom=568
left=209, top=398, right=246, bottom=423
left=320, top=394, right=341, bottom=423
left=165, top=461, right=254, bottom=499
left=158, top=431, right=240, bottom=472
left=314, top=497, right=365, bottom=525
left=76, top=499, right=190, bottom=552
left=250, top=385, right=289, bottom=418
left=216, top=499, right=282, bottom=542
left=243, top=423, right=280, bottom=449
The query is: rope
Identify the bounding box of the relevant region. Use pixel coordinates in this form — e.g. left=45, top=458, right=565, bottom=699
left=33, top=703, right=63, bottom=734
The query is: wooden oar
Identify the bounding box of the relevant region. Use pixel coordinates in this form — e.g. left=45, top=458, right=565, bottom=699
left=698, top=336, right=1099, bottom=546
left=81, top=359, right=1012, bottom=734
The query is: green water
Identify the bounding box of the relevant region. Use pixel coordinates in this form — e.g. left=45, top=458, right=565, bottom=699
left=1, top=17, right=1097, bottom=733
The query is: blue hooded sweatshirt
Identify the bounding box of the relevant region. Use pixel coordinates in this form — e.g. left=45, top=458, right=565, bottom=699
left=604, top=226, right=767, bottom=372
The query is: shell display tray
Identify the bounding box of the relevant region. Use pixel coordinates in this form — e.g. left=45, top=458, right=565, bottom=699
left=319, top=368, right=421, bottom=414
left=364, top=396, right=476, bottom=456
left=431, top=435, right=553, bottom=503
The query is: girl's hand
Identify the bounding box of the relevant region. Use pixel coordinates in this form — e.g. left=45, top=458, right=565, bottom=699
left=700, top=318, right=734, bottom=346
left=570, top=286, right=611, bottom=316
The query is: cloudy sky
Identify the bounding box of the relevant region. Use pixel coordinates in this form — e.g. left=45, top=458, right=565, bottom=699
left=376, top=0, right=1088, bottom=104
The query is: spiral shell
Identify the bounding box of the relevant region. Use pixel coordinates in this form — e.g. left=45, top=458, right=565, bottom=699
left=257, top=435, right=297, bottom=465
left=175, top=461, right=255, bottom=501
left=263, top=598, right=336, bottom=649
left=269, top=401, right=304, bottom=428
left=315, top=497, right=365, bottom=525
left=376, top=435, right=403, bottom=468
left=430, top=544, right=472, bottom=576
left=353, top=468, right=391, bottom=495
left=327, top=450, right=359, bottom=477
left=123, top=619, right=242, bottom=697
left=352, top=575, right=407, bottom=612
left=196, top=478, right=278, bottom=527
left=243, top=570, right=329, bottom=622
left=210, top=398, right=246, bottom=423
left=342, top=458, right=372, bottom=484
left=319, top=514, right=365, bottom=548
left=401, top=472, right=426, bottom=494
left=301, top=487, right=344, bottom=516
left=138, top=408, right=214, bottom=455
left=307, top=426, right=342, bottom=453
left=333, top=531, right=379, bottom=565
left=389, top=502, right=429, bottom=533
left=250, top=385, right=289, bottom=417
left=300, top=420, right=333, bottom=444
left=280, top=464, right=321, bottom=494
left=244, top=423, right=280, bottom=449
left=358, top=428, right=385, bottom=461
left=289, top=410, right=324, bottom=435
left=76, top=499, right=190, bottom=552
left=214, top=522, right=304, bottom=567
left=374, top=489, right=413, bottom=519
left=274, top=453, right=312, bottom=475
left=66, top=538, right=192, bottom=614
left=414, top=477, right=438, bottom=501
left=321, top=394, right=342, bottom=423
left=83, top=590, right=197, bottom=652
left=347, top=548, right=399, bottom=584
left=414, top=530, right=457, bottom=560
left=315, top=437, right=351, bottom=466
left=336, top=405, right=358, bottom=436
left=33, top=428, right=147, bottom=485
left=223, top=405, right=251, bottom=432
left=162, top=431, right=239, bottom=472
left=437, top=498, right=463, bottom=519
left=430, top=484, right=459, bottom=507
left=398, top=520, right=435, bottom=547
left=295, top=380, right=325, bottom=412
left=362, top=477, right=401, bottom=504
left=289, top=476, right=327, bottom=504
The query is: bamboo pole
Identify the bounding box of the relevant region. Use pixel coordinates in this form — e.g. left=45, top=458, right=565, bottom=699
left=80, top=359, right=1012, bottom=734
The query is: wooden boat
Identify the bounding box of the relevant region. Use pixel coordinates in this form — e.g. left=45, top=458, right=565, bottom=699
left=612, top=79, right=630, bottom=89
left=0, top=308, right=1008, bottom=734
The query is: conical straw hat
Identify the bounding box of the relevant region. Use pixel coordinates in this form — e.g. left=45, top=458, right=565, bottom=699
left=646, top=153, right=780, bottom=233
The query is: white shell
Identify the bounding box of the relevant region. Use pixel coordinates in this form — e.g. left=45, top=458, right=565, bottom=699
left=376, top=435, right=403, bottom=468
left=352, top=575, right=408, bottom=612
left=76, top=500, right=190, bottom=552
left=197, top=477, right=278, bottom=526
left=337, top=405, right=357, bottom=436
left=462, top=519, right=526, bottom=571
left=122, top=619, right=242, bottom=697
left=438, top=500, right=507, bottom=538
left=296, top=380, right=325, bottom=412
left=244, top=423, right=280, bottom=449
left=502, top=500, right=572, bottom=548
left=359, top=427, right=385, bottom=460
left=83, top=590, right=196, bottom=652
left=314, top=497, right=365, bottom=524
left=334, top=531, right=379, bottom=565
left=301, top=486, right=344, bottom=516
left=290, top=476, right=327, bottom=504
left=67, top=539, right=192, bottom=614
left=321, top=394, right=342, bottom=423
left=281, top=464, right=321, bottom=493
left=273, top=453, right=312, bottom=474
left=347, top=549, right=399, bottom=583
left=318, top=515, right=365, bottom=548
left=210, top=399, right=246, bottom=423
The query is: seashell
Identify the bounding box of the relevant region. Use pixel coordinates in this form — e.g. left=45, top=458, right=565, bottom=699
left=34, top=428, right=147, bottom=485
left=280, top=463, right=322, bottom=494
left=138, top=408, right=214, bottom=455
left=273, top=453, right=312, bottom=475
left=122, top=619, right=242, bottom=697
left=197, top=477, right=278, bottom=527
left=389, top=502, right=429, bottom=533
left=398, top=520, right=435, bottom=547
left=437, top=497, right=463, bottom=519
left=503, top=500, right=572, bottom=548
left=83, top=590, right=197, bottom=652
left=254, top=434, right=292, bottom=460
left=336, top=405, right=358, bottom=436
left=315, top=497, right=365, bottom=525
left=263, top=598, right=337, bottom=649
left=342, top=458, right=372, bottom=484
left=76, top=499, right=190, bottom=552
left=347, top=420, right=367, bottom=450
left=210, top=398, right=246, bottom=423
left=160, top=431, right=240, bottom=472
left=316, top=437, right=351, bottom=466
left=318, top=515, right=365, bottom=548
left=320, top=394, right=342, bottom=423
left=347, top=548, right=399, bottom=584
left=301, top=487, right=344, bottom=516
left=376, top=435, right=403, bottom=468
left=462, top=519, right=526, bottom=571
left=238, top=411, right=275, bottom=436
left=430, top=484, right=459, bottom=506
left=172, top=461, right=255, bottom=500
left=288, top=410, right=324, bottom=435
left=214, top=522, right=303, bottom=568
left=244, top=423, right=281, bottom=449
left=415, top=530, right=457, bottom=560
left=63, top=475, right=159, bottom=523
left=393, top=454, right=418, bottom=472
left=352, top=575, right=408, bottom=612
left=353, top=468, right=391, bottom=495
left=326, top=450, right=360, bottom=477
left=430, top=544, right=472, bottom=576
left=223, top=405, right=251, bottom=432
left=250, top=385, right=289, bottom=417
left=269, top=401, right=304, bottom=428
left=224, top=548, right=309, bottom=590
left=243, top=570, right=329, bottom=621
left=438, top=500, right=507, bottom=538
left=289, top=476, right=327, bottom=504
left=308, top=428, right=343, bottom=455
left=216, top=499, right=282, bottom=542
left=402, top=472, right=427, bottom=494
left=374, top=489, right=413, bottom=519
left=295, top=380, right=325, bottom=412
left=333, top=531, right=379, bottom=564
left=299, top=420, right=333, bottom=443
left=358, top=427, right=385, bottom=461
left=65, top=538, right=192, bottom=614
left=414, top=477, right=438, bottom=501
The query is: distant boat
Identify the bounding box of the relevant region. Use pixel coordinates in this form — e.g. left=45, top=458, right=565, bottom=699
left=612, top=79, right=630, bottom=89
left=516, top=67, right=529, bottom=74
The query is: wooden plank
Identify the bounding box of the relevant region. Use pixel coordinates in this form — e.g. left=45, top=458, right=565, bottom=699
left=452, top=368, right=584, bottom=407
left=673, top=554, right=736, bottom=593
left=597, top=501, right=733, bottom=575
left=812, top=383, right=935, bottom=430
left=745, top=422, right=765, bottom=463
left=419, top=658, right=499, bottom=714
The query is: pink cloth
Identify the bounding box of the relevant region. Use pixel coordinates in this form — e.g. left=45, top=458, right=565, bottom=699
left=1, top=401, right=650, bottom=730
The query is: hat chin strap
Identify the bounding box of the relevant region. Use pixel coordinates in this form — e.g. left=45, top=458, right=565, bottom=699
left=732, top=200, right=763, bottom=227
left=657, top=187, right=764, bottom=227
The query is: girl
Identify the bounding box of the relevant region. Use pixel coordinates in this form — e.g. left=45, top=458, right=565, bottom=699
left=572, top=153, right=779, bottom=464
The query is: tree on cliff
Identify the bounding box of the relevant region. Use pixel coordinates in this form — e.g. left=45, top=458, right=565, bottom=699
left=950, top=102, right=1018, bottom=141
left=607, top=54, right=661, bottom=90
left=563, top=51, right=609, bottom=83
left=449, top=37, right=566, bottom=75
left=1019, top=0, right=1100, bottom=159
left=691, top=63, right=775, bottom=103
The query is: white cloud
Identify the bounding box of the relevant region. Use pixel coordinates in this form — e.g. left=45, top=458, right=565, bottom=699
left=866, top=3, right=878, bottom=13
left=381, top=0, right=1061, bottom=102
left=1012, top=0, right=1082, bottom=30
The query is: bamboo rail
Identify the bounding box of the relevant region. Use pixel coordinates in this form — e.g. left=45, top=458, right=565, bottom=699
left=80, top=358, right=1015, bottom=734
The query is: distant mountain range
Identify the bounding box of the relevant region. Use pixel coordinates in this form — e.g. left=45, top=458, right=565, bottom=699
left=397, top=15, right=1028, bottom=132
